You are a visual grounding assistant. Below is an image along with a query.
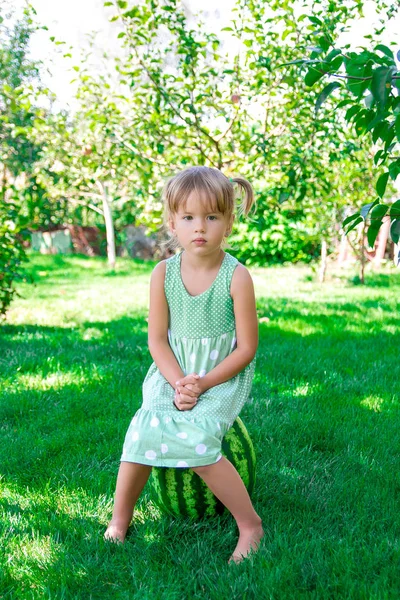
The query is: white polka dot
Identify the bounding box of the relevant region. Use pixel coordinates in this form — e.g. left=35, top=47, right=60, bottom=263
left=145, top=450, right=157, bottom=459
left=196, top=444, right=207, bottom=455
left=176, top=432, right=188, bottom=439
left=201, top=338, right=208, bottom=345
left=150, top=417, right=160, bottom=427
left=210, top=349, right=219, bottom=360
left=161, top=444, right=168, bottom=454
left=177, top=461, right=189, bottom=468
left=199, top=369, right=206, bottom=377
left=221, top=333, right=227, bottom=339
left=164, top=416, right=172, bottom=424
left=182, top=337, right=187, bottom=344
left=190, top=352, right=196, bottom=363
left=132, top=431, right=139, bottom=441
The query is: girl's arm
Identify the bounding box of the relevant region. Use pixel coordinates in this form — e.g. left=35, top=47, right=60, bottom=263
left=147, top=261, right=185, bottom=388
left=186, top=265, right=258, bottom=394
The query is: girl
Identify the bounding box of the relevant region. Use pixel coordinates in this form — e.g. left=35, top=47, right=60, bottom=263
left=105, top=166, right=264, bottom=564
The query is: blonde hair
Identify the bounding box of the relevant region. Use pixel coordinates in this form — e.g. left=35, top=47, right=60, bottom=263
left=163, top=166, right=255, bottom=222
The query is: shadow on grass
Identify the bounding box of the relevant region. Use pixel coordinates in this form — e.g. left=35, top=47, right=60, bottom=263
left=23, top=252, right=155, bottom=283
left=1, top=296, right=398, bottom=487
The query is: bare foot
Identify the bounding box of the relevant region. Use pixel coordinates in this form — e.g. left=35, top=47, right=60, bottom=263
left=228, top=523, right=264, bottom=564
left=104, top=523, right=127, bottom=544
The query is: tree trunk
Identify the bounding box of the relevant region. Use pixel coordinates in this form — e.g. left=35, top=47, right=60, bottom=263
left=373, top=215, right=390, bottom=267
left=97, top=181, right=116, bottom=269
left=360, top=222, right=367, bottom=285
left=319, top=238, right=327, bottom=283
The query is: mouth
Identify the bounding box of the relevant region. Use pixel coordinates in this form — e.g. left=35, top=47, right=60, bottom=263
left=193, top=238, right=206, bottom=243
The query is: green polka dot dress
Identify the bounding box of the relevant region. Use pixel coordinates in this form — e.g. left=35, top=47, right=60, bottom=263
left=121, top=251, right=256, bottom=468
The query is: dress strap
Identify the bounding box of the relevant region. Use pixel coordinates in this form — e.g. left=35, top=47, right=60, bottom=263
left=164, top=252, right=180, bottom=298
left=220, top=252, right=239, bottom=294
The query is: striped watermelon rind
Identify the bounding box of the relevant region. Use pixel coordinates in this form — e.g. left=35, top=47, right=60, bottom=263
left=149, top=416, right=256, bottom=519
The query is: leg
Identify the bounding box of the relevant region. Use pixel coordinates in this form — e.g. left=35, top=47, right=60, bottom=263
left=192, top=457, right=264, bottom=564
left=105, top=461, right=152, bottom=543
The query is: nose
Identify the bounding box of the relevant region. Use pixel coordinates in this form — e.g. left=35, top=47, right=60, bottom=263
left=194, top=218, right=206, bottom=232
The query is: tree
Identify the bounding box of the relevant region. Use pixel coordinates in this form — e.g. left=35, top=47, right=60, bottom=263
left=0, top=3, right=48, bottom=315
left=282, top=0, right=400, bottom=253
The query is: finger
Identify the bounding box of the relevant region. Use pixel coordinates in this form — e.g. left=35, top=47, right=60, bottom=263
left=177, top=386, right=197, bottom=398
left=181, top=393, right=198, bottom=402
left=176, top=374, right=199, bottom=386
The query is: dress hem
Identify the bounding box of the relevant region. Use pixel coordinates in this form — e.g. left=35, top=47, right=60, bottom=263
left=120, top=453, right=223, bottom=468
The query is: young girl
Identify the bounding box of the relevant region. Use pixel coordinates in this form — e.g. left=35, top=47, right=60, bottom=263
left=105, top=166, right=264, bottom=564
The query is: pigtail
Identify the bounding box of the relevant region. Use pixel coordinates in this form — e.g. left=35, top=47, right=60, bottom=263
left=230, top=176, right=255, bottom=217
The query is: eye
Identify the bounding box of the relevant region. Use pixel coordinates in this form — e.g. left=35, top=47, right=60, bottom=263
left=182, top=216, right=193, bottom=220
left=207, top=215, right=218, bottom=221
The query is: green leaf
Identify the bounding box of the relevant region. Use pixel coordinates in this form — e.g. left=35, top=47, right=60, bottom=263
left=345, top=58, right=371, bottom=97
left=319, top=35, right=331, bottom=52
left=372, top=121, right=388, bottom=144
left=325, top=49, right=342, bottom=62
left=384, top=130, right=396, bottom=153
left=345, top=215, right=363, bottom=234
left=117, top=0, right=127, bottom=7
left=367, top=204, right=389, bottom=247
left=371, top=66, right=392, bottom=110
left=376, top=171, right=389, bottom=197
left=373, top=149, right=384, bottom=165
left=360, top=199, right=379, bottom=219
left=342, top=212, right=361, bottom=227
left=304, top=65, right=325, bottom=87
left=104, top=1, right=113, bottom=5
left=327, top=56, right=343, bottom=72
left=390, top=219, right=400, bottom=244
left=370, top=203, right=389, bottom=224
left=374, top=44, right=394, bottom=60
left=345, top=105, right=360, bottom=121
left=390, top=200, right=400, bottom=219
left=308, top=16, right=323, bottom=25
left=389, top=160, right=400, bottom=181
left=364, top=93, right=374, bottom=109
left=367, top=223, right=381, bottom=248
left=315, top=81, right=342, bottom=114
left=279, top=59, right=309, bottom=68
left=395, top=114, right=400, bottom=142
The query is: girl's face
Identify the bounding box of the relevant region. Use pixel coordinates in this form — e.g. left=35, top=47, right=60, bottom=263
left=169, top=190, right=232, bottom=256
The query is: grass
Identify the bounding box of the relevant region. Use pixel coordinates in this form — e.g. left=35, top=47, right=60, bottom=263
left=1, top=253, right=400, bottom=599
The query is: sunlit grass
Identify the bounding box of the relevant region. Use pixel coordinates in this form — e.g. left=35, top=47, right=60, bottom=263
left=1, top=253, right=400, bottom=598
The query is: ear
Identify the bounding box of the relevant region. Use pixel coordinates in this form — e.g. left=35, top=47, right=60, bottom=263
left=168, top=217, right=176, bottom=234
left=225, top=215, right=234, bottom=236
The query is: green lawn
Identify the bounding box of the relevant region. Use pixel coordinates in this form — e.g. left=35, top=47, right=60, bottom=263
left=1, top=253, right=400, bottom=599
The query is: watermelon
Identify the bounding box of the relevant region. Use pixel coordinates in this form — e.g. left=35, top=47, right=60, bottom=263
left=149, top=417, right=256, bottom=519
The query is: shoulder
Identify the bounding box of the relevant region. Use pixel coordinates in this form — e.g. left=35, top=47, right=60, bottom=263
left=231, top=262, right=254, bottom=294
left=232, top=261, right=253, bottom=286
left=150, top=260, right=167, bottom=284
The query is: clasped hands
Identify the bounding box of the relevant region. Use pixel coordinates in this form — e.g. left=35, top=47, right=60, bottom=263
left=174, top=372, right=204, bottom=411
